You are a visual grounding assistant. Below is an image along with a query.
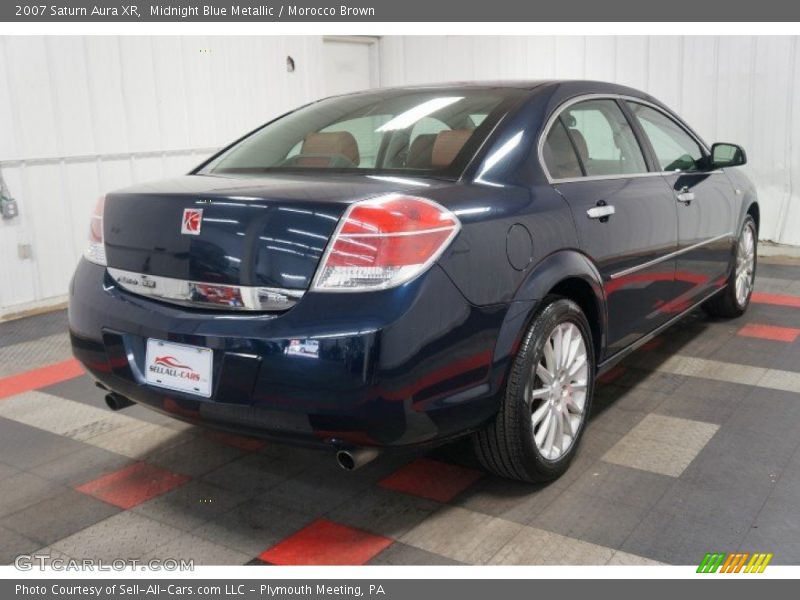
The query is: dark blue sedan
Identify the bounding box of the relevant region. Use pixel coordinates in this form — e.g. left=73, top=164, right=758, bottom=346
left=69, top=80, right=758, bottom=481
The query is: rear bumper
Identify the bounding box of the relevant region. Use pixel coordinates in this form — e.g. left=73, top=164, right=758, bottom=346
left=68, top=259, right=509, bottom=448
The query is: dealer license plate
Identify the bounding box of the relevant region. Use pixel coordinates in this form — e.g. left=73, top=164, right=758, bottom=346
left=144, top=339, right=213, bottom=397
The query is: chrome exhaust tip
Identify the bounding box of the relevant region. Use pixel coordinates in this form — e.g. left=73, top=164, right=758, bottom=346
left=336, top=447, right=380, bottom=471
left=105, top=392, right=134, bottom=411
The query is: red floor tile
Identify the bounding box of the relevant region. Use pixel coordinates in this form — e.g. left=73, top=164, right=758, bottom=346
left=598, top=364, right=627, bottom=384
left=0, top=358, right=84, bottom=400
left=258, top=519, right=392, bottom=565
left=379, top=457, right=482, bottom=503
left=203, top=430, right=267, bottom=452
left=751, top=292, right=800, bottom=308
left=76, top=462, right=190, bottom=509
left=738, top=323, right=800, bottom=343
left=640, top=337, right=664, bottom=352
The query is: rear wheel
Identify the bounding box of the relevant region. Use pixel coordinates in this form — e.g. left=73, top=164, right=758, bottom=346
left=703, top=215, right=757, bottom=318
left=472, top=297, right=595, bottom=482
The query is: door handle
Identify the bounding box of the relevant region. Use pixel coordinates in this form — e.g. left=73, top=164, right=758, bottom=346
left=587, top=205, right=615, bottom=220
left=676, top=186, right=695, bottom=204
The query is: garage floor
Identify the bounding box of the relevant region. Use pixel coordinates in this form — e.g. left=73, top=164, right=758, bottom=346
left=1, top=257, right=799, bottom=567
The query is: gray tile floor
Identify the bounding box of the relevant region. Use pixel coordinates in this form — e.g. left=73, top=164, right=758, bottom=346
left=0, top=259, right=799, bottom=565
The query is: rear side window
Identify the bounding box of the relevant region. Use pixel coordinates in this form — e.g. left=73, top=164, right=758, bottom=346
left=627, top=102, right=705, bottom=172
left=561, top=99, right=648, bottom=177
left=542, top=119, right=582, bottom=179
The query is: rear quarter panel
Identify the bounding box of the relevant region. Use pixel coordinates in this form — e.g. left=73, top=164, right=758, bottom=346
left=433, top=183, right=579, bottom=307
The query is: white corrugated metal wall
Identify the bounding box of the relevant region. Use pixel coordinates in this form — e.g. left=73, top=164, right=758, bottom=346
left=0, top=36, right=327, bottom=316
left=381, top=36, right=800, bottom=248
left=1, top=35, right=799, bottom=315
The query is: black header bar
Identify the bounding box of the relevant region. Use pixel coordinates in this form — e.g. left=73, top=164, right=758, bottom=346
left=2, top=0, right=800, bottom=22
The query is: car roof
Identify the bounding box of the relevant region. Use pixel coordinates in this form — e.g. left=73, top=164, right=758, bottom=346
left=378, top=80, right=555, bottom=90
left=337, top=80, right=657, bottom=106
left=356, top=79, right=648, bottom=95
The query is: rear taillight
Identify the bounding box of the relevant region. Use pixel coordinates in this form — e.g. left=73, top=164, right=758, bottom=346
left=311, top=194, right=460, bottom=291
left=84, top=195, right=107, bottom=266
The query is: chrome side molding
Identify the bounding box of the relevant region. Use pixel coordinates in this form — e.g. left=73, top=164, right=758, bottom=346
left=107, top=267, right=304, bottom=311
left=609, top=232, right=733, bottom=280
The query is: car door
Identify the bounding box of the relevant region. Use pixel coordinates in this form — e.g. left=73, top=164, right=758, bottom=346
left=625, top=101, right=737, bottom=309
left=541, top=98, right=680, bottom=357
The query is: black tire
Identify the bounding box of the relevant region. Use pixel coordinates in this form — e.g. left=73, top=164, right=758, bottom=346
left=703, top=215, right=757, bottom=319
left=472, top=297, right=595, bottom=483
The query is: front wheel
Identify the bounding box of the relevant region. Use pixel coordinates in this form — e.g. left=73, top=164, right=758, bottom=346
left=472, top=297, right=595, bottom=482
left=703, top=215, right=757, bottom=318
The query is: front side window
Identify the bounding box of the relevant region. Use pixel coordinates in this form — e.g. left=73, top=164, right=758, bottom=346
left=627, top=102, right=705, bottom=172
left=200, top=89, right=516, bottom=177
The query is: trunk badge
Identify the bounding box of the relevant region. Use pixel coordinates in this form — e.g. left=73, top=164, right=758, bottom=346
left=181, top=208, right=203, bottom=235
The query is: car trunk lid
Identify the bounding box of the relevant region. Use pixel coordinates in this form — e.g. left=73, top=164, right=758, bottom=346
left=102, top=173, right=449, bottom=309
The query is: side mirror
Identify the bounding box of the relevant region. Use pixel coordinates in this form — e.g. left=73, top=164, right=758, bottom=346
left=711, top=142, right=746, bottom=169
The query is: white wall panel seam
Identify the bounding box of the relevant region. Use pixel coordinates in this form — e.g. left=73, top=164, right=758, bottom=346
left=776, top=35, right=797, bottom=243
left=148, top=37, right=165, bottom=149
left=57, top=159, right=78, bottom=266
left=2, top=39, right=24, bottom=171
left=116, top=37, right=135, bottom=155
left=0, top=147, right=220, bottom=166
left=711, top=36, right=720, bottom=143
left=80, top=37, right=100, bottom=153
left=43, top=38, right=64, bottom=157
left=677, top=36, right=684, bottom=113
left=747, top=37, right=758, bottom=174
left=18, top=162, right=42, bottom=302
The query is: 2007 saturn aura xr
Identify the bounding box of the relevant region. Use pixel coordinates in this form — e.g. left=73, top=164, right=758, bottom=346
left=69, top=80, right=758, bottom=482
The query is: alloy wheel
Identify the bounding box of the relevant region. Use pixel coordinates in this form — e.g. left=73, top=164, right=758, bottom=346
left=735, top=223, right=756, bottom=307
left=527, top=321, right=589, bottom=461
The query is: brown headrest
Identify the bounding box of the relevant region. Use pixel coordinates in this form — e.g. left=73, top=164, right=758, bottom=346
left=546, top=126, right=582, bottom=179
left=431, top=129, right=473, bottom=168
left=568, top=129, right=589, bottom=163
left=406, top=134, right=437, bottom=168
left=299, top=131, right=360, bottom=166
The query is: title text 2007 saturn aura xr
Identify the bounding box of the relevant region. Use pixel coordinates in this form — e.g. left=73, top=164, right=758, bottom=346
left=69, top=80, right=758, bottom=482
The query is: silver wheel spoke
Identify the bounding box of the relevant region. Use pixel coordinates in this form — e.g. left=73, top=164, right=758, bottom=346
left=564, top=337, right=581, bottom=371
left=531, top=402, right=549, bottom=427
left=552, top=327, right=563, bottom=370
left=535, top=410, right=552, bottom=447
left=530, top=386, right=550, bottom=401
left=562, top=408, right=575, bottom=437
left=565, top=396, right=583, bottom=415
left=543, top=410, right=557, bottom=456
left=554, top=409, right=564, bottom=454
left=543, top=339, right=556, bottom=373
left=536, top=363, right=554, bottom=385
left=559, top=325, right=572, bottom=369
left=568, top=353, right=587, bottom=378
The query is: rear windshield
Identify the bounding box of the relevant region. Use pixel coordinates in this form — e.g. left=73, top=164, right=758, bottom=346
left=199, top=89, right=521, bottom=178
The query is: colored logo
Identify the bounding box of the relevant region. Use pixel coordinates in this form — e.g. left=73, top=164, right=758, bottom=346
left=150, top=355, right=201, bottom=382
left=697, top=552, right=773, bottom=573
left=153, top=356, right=193, bottom=371
left=181, top=208, right=203, bottom=235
